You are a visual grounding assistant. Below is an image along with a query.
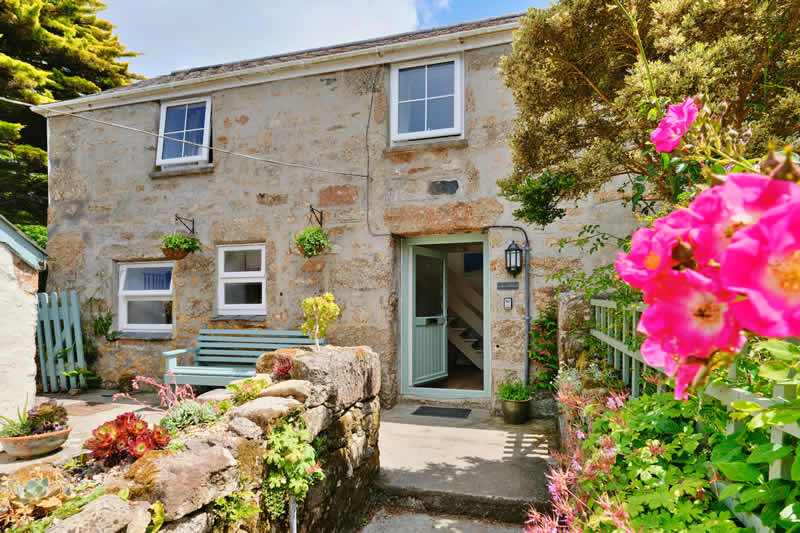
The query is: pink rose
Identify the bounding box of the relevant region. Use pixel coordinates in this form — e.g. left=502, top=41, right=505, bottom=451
left=722, top=200, right=800, bottom=337
left=649, top=98, right=698, bottom=152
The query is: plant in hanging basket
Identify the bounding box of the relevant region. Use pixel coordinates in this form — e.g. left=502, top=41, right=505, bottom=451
left=161, top=233, right=201, bottom=260
left=0, top=400, right=72, bottom=458
left=294, top=226, right=330, bottom=258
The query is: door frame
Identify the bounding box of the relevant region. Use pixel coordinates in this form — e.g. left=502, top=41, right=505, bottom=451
left=400, top=232, right=491, bottom=399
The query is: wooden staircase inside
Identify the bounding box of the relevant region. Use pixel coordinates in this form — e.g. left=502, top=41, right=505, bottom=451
left=447, top=268, right=483, bottom=370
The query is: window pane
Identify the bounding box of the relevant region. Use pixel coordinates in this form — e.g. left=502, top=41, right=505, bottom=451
left=427, top=62, right=454, bottom=98
left=164, top=105, right=186, bottom=133
left=127, top=300, right=172, bottom=325
left=427, top=96, right=454, bottom=131
left=183, top=129, right=204, bottom=157
left=415, top=254, right=443, bottom=317
left=162, top=133, right=183, bottom=160
left=224, top=249, right=261, bottom=272
left=224, top=283, right=263, bottom=305
left=185, top=103, right=206, bottom=130
left=123, top=266, right=173, bottom=291
left=398, top=100, right=425, bottom=134
left=398, top=66, right=425, bottom=101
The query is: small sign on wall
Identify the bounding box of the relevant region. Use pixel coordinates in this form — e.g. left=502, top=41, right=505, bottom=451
left=503, top=297, right=513, bottom=310
left=497, top=281, right=519, bottom=291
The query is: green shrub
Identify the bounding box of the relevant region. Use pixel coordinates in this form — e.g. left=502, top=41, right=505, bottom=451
left=300, top=292, right=340, bottom=351
left=226, top=378, right=271, bottom=406
left=529, top=300, right=558, bottom=391
left=294, top=226, right=329, bottom=258
left=497, top=379, right=533, bottom=401
left=160, top=233, right=201, bottom=253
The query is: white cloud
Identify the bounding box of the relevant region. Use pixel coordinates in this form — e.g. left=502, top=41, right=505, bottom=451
left=103, top=0, right=453, bottom=78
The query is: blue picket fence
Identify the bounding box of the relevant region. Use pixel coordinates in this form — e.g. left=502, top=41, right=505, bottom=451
left=35, top=291, right=87, bottom=392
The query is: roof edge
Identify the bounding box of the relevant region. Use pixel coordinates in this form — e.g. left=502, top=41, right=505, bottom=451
left=32, top=19, right=519, bottom=117
left=0, top=215, right=47, bottom=271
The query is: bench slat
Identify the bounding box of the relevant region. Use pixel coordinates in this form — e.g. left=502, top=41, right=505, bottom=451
left=171, top=366, right=255, bottom=375
left=196, top=349, right=268, bottom=357
left=196, top=341, right=305, bottom=350
left=198, top=336, right=312, bottom=344
left=198, top=329, right=312, bottom=336
left=195, top=356, right=261, bottom=364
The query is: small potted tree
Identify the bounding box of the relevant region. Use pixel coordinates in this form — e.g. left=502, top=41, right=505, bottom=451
left=0, top=400, right=72, bottom=458
left=161, top=233, right=201, bottom=260
left=498, top=379, right=533, bottom=425
left=300, top=292, right=340, bottom=351
left=294, top=226, right=329, bottom=258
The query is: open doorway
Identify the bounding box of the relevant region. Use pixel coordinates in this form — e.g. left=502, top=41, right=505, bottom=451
left=407, top=240, right=485, bottom=392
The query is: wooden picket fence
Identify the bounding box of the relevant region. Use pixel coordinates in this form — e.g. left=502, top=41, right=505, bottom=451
left=35, top=291, right=87, bottom=392
left=590, top=298, right=793, bottom=533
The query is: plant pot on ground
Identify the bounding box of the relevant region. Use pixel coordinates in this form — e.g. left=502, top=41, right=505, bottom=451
left=161, top=233, right=201, bottom=260
left=294, top=226, right=329, bottom=258
left=0, top=401, right=71, bottom=458
left=498, top=379, right=533, bottom=425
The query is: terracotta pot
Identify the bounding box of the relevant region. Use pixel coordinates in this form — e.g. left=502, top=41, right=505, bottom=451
left=0, top=427, right=72, bottom=458
left=501, top=399, right=531, bottom=425
left=296, top=244, right=325, bottom=258
left=162, top=247, right=190, bottom=260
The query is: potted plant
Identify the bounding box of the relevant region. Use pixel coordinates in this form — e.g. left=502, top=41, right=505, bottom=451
left=300, top=292, right=340, bottom=351
left=161, top=232, right=201, bottom=260
left=0, top=400, right=71, bottom=458
left=498, top=379, right=533, bottom=425
left=294, top=226, right=329, bottom=258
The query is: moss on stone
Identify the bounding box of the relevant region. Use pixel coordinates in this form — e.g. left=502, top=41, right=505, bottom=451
left=235, top=439, right=264, bottom=487
left=125, top=449, right=172, bottom=500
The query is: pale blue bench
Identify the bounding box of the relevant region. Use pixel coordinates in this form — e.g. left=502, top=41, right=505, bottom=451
left=163, top=328, right=324, bottom=387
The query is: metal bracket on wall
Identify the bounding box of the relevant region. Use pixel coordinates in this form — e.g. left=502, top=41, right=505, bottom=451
left=175, top=214, right=195, bottom=234
left=309, top=205, right=324, bottom=227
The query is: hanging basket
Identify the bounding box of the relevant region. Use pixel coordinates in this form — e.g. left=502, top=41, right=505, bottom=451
left=162, top=247, right=190, bottom=260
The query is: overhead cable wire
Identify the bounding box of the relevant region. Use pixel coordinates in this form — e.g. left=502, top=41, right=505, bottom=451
left=0, top=96, right=368, bottom=178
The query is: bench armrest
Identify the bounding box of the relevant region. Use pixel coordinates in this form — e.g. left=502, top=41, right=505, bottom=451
left=163, top=346, right=197, bottom=372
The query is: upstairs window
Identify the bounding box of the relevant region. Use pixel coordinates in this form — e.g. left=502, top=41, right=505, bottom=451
left=118, top=262, right=174, bottom=332
left=217, top=244, right=266, bottom=315
left=390, top=57, right=463, bottom=142
left=156, top=97, right=211, bottom=166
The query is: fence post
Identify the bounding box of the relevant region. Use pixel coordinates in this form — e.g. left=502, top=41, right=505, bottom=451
left=70, top=291, right=87, bottom=388
left=770, top=384, right=797, bottom=481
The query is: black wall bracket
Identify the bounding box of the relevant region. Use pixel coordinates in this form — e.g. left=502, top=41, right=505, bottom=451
left=309, top=205, right=324, bottom=227
left=175, top=214, right=195, bottom=234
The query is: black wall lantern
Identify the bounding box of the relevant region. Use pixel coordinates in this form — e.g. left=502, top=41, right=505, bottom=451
left=505, top=241, right=523, bottom=276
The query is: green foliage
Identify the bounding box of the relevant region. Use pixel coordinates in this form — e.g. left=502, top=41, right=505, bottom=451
left=18, top=225, right=45, bottom=249
left=294, top=226, right=329, bottom=258
left=497, top=379, right=533, bottom=401
left=261, top=487, right=285, bottom=522
left=0, top=0, right=139, bottom=226
left=262, top=418, right=324, bottom=513
left=0, top=398, right=30, bottom=437
left=300, top=292, right=340, bottom=351
left=529, top=300, right=558, bottom=391
left=26, top=401, right=68, bottom=435
left=146, top=501, right=165, bottom=533
left=91, top=312, right=113, bottom=337
left=160, top=233, right=201, bottom=253
left=212, top=491, right=259, bottom=529
left=6, top=487, right=105, bottom=533
left=159, top=400, right=219, bottom=432
left=499, top=0, right=800, bottom=226
left=226, top=378, right=271, bottom=406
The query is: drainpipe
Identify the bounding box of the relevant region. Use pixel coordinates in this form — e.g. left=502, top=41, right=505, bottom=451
left=482, top=225, right=532, bottom=382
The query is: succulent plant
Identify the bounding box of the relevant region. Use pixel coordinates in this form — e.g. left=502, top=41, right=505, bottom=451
left=27, top=401, right=68, bottom=435
left=159, top=400, right=218, bottom=432
left=85, top=412, right=169, bottom=465
left=13, top=478, right=52, bottom=506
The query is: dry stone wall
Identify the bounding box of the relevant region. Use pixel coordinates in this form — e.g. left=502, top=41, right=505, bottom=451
left=48, top=346, right=381, bottom=533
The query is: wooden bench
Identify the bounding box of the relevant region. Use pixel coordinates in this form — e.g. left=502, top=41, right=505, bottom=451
left=163, top=329, right=324, bottom=387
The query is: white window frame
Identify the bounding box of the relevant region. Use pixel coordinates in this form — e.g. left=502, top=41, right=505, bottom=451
left=217, top=244, right=267, bottom=315
left=390, top=55, right=464, bottom=143
left=118, top=262, right=175, bottom=332
left=155, top=96, right=212, bottom=166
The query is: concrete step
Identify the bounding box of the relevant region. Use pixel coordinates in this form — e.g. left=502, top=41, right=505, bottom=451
left=377, top=403, right=558, bottom=525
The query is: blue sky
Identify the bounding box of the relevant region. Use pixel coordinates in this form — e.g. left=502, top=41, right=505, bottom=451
left=102, top=1, right=550, bottom=79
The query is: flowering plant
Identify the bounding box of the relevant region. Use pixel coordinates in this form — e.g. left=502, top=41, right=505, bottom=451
left=616, top=93, right=800, bottom=399
left=85, top=412, right=169, bottom=465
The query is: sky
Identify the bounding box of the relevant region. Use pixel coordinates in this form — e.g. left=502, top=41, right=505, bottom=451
left=102, top=1, right=550, bottom=79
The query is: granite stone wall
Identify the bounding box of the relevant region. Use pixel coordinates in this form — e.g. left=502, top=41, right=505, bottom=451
left=44, top=41, right=636, bottom=408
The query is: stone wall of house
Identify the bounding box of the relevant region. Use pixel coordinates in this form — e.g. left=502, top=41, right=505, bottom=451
left=44, top=41, right=637, bottom=408
left=51, top=346, right=381, bottom=533
left=0, top=244, right=38, bottom=420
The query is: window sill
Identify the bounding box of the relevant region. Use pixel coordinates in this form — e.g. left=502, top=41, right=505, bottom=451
left=118, top=331, right=173, bottom=340
left=150, top=163, right=215, bottom=179
left=384, top=137, right=468, bottom=155
left=210, top=314, right=266, bottom=322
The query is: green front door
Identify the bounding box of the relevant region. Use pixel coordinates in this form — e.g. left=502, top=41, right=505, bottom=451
left=411, top=246, right=448, bottom=386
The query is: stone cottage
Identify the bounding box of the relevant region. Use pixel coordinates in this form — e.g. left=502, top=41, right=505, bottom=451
left=32, top=14, right=633, bottom=409
left=0, top=215, right=46, bottom=419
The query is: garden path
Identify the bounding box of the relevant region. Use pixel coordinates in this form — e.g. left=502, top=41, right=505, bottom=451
left=362, top=507, right=520, bottom=532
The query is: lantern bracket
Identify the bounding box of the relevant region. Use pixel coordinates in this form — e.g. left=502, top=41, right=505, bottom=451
left=309, top=205, right=324, bottom=227
left=175, top=214, right=195, bottom=234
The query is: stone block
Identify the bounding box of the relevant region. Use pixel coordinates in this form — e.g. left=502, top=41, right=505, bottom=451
left=195, top=388, right=234, bottom=404
left=48, top=495, right=133, bottom=533
left=290, top=346, right=381, bottom=411
left=260, top=379, right=312, bottom=403
left=255, top=347, right=312, bottom=374
left=228, top=416, right=264, bottom=440
left=557, top=291, right=590, bottom=369
left=160, top=511, right=214, bottom=533
left=383, top=199, right=503, bottom=236
left=301, top=405, right=335, bottom=440
left=230, top=396, right=302, bottom=429
left=319, top=184, right=358, bottom=206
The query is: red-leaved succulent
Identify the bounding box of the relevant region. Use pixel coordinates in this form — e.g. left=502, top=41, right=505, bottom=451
left=85, top=412, right=170, bottom=466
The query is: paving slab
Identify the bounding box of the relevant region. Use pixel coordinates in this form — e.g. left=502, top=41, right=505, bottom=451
left=363, top=508, right=521, bottom=533
left=377, top=403, right=557, bottom=524
left=0, top=390, right=162, bottom=474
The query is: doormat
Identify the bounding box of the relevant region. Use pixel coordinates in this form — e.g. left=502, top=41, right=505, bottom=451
left=411, top=406, right=471, bottom=419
